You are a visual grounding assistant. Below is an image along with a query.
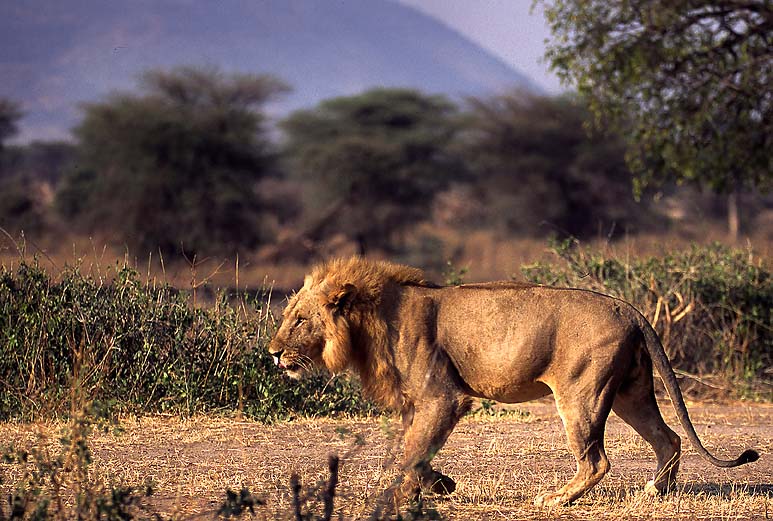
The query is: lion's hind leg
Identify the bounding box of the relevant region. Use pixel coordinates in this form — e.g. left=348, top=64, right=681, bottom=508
left=535, top=385, right=615, bottom=507
left=613, top=377, right=681, bottom=496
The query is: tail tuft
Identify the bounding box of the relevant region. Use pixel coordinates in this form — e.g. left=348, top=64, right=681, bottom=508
left=739, top=449, right=760, bottom=465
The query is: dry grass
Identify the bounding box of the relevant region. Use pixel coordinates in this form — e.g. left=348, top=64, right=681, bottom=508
left=0, top=400, right=769, bottom=519
left=2, top=229, right=771, bottom=294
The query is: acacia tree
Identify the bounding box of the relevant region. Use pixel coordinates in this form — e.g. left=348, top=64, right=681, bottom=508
left=57, top=67, right=288, bottom=255
left=540, top=0, right=772, bottom=239
left=0, top=100, right=64, bottom=235
left=460, top=91, right=647, bottom=238
left=0, top=98, right=22, bottom=150
left=0, top=99, right=22, bottom=177
left=280, top=88, right=462, bottom=254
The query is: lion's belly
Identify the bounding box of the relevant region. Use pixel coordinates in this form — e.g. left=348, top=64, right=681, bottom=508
left=438, top=326, right=557, bottom=400
left=466, top=379, right=553, bottom=403
left=426, top=284, right=636, bottom=402
left=433, top=286, right=594, bottom=400
left=450, top=347, right=555, bottom=401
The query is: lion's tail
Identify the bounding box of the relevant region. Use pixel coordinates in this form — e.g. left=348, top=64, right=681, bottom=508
left=638, top=315, right=759, bottom=468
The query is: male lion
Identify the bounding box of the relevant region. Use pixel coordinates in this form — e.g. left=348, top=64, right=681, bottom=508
left=268, top=257, right=758, bottom=507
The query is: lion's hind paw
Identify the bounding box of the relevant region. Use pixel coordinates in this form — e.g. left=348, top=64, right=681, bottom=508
left=534, top=491, right=568, bottom=507
left=423, top=472, right=456, bottom=495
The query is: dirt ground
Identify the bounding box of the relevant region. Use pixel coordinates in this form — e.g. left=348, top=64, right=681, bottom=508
left=1, top=399, right=771, bottom=520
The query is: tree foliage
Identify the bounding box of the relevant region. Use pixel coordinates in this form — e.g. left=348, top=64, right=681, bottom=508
left=0, top=98, right=22, bottom=150
left=280, top=88, right=462, bottom=253
left=459, top=91, right=650, bottom=237
left=0, top=98, right=23, bottom=180
left=57, top=67, right=289, bottom=255
left=0, top=103, right=71, bottom=236
left=1, top=141, right=75, bottom=182
left=0, top=176, right=48, bottom=235
left=540, top=0, right=772, bottom=194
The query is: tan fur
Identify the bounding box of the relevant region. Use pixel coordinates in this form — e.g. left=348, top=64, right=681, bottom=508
left=269, top=257, right=758, bottom=507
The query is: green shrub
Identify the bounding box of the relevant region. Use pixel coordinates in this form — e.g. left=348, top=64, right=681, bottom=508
left=2, top=242, right=768, bottom=421
left=0, top=261, right=376, bottom=421
left=522, top=241, right=772, bottom=395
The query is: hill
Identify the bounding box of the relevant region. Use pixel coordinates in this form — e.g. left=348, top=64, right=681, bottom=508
left=0, top=0, right=539, bottom=142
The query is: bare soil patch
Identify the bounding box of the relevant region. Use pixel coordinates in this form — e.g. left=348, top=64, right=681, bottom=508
left=1, top=400, right=770, bottom=519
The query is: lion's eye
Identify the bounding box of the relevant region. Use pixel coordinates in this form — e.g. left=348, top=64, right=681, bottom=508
left=294, top=318, right=306, bottom=327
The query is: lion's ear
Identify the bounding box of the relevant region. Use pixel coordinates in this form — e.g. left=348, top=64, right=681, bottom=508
left=326, top=283, right=356, bottom=314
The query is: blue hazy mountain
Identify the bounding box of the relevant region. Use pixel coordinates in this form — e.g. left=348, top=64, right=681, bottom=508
left=1, top=0, right=540, bottom=142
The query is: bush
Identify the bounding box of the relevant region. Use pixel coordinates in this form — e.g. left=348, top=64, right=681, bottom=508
left=0, top=261, right=376, bottom=421
left=522, top=241, right=772, bottom=395
left=1, top=243, right=768, bottom=422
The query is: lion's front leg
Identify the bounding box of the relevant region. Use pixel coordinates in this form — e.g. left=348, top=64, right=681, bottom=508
left=394, top=395, right=471, bottom=503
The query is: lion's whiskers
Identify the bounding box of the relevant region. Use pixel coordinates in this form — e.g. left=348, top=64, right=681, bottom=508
left=297, top=354, right=314, bottom=372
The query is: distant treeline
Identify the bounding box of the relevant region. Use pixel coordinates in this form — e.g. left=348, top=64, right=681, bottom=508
left=2, top=67, right=768, bottom=262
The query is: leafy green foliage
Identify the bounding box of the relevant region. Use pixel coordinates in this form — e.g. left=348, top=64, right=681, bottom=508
left=0, top=261, right=376, bottom=421
left=469, top=399, right=530, bottom=419
left=540, top=0, right=772, bottom=195
left=460, top=91, right=656, bottom=237
left=280, top=88, right=463, bottom=253
left=1, top=244, right=768, bottom=425
left=442, top=261, right=468, bottom=286
left=57, top=66, right=289, bottom=256
left=0, top=141, right=75, bottom=236
left=523, top=242, right=772, bottom=392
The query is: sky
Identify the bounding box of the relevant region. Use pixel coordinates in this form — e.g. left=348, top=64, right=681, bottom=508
left=399, top=0, right=563, bottom=93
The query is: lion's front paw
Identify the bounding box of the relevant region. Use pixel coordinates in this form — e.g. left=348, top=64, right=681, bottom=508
left=644, top=480, right=661, bottom=497
left=534, top=491, right=566, bottom=507
left=395, top=479, right=421, bottom=504
left=645, top=478, right=675, bottom=497
left=423, top=471, right=456, bottom=495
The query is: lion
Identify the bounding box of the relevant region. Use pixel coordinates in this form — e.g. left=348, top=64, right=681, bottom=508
left=268, top=257, right=758, bottom=507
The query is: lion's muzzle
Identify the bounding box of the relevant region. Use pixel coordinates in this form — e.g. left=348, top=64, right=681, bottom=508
left=268, top=345, right=303, bottom=376
left=271, top=349, right=284, bottom=368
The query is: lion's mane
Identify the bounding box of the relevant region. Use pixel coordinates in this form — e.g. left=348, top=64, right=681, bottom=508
left=311, top=257, right=429, bottom=409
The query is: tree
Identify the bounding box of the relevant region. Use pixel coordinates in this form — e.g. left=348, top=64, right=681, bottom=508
left=0, top=175, right=48, bottom=235
left=540, top=0, right=772, bottom=239
left=1, top=141, right=75, bottom=183
left=459, top=91, right=650, bottom=238
left=57, top=67, right=289, bottom=255
left=280, top=88, right=462, bottom=253
left=0, top=141, right=75, bottom=237
left=0, top=98, right=23, bottom=178
left=0, top=98, right=22, bottom=150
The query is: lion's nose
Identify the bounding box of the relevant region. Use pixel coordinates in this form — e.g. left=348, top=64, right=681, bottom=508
left=271, top=349, right=284, bottom=367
